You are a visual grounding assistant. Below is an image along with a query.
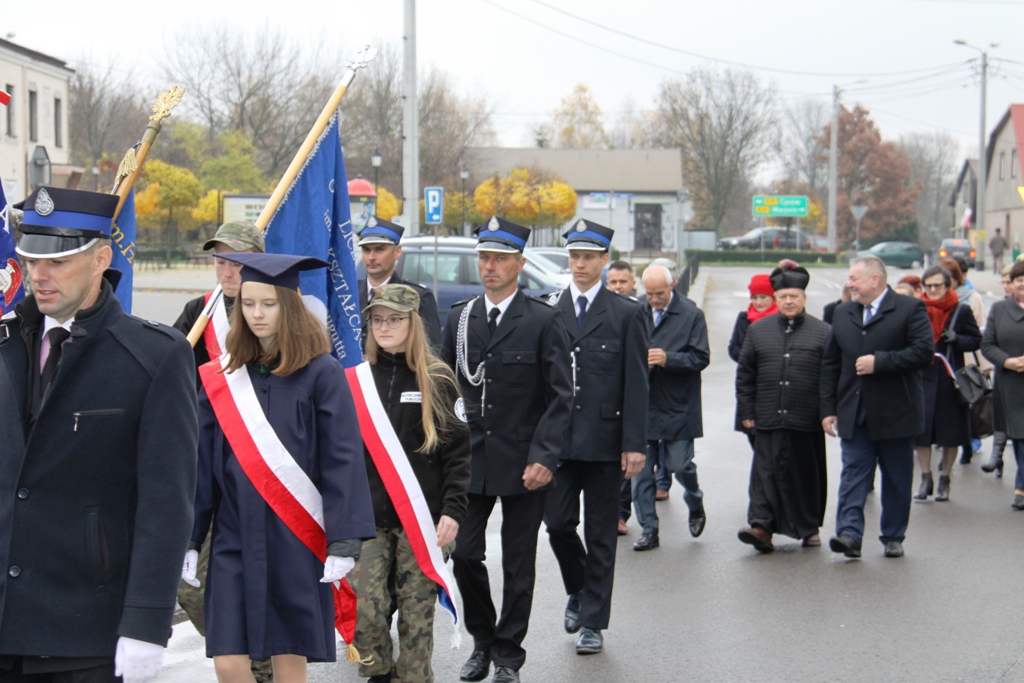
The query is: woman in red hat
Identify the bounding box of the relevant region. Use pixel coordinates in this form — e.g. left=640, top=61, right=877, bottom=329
left=729, top=273, right=778, bottom=447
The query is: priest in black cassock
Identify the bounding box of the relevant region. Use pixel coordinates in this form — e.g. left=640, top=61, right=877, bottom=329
left=734, top=261, right=832, bottom=553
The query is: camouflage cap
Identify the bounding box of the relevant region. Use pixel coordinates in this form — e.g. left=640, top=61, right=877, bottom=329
left=362, top=283, right=421, bottom=316
left=202, top=221, right=265, bottom=253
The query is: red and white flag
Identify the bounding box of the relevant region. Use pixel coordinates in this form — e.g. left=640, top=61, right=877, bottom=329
left=0, top=90, right=10, bottom=107
left=202, top=290, right=230, bottom=359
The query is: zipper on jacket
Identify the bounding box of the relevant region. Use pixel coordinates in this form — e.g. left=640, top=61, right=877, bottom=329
left=73, top=409, right=124, bottom=431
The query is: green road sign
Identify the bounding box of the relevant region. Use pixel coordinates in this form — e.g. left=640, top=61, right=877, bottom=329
left=752, top=195, right=808, bottom=217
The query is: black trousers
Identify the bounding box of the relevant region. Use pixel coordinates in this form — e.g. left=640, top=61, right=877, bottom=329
left=451, top=490, right=547, bottom=671
left=545, top=460, right=622, bottom=630
left=0, top=659, right=116, bottom=682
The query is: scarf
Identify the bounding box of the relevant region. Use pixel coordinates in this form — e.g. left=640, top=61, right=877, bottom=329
left=746, top=301, right=779, bottom=323
left=955, top=284, right=972, bottom=304
left=923, top=288, right=959, bottom=344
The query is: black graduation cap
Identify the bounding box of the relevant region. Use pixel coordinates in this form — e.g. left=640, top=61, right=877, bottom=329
left=563, top=218, right=613, bottom=251
left=15, top=187, right=119, bottom=258
left=215, top=253, right=329, bottom=290
left=473, top=215, right=531, bottom=253
left=769, top=260, right=810, bottom=291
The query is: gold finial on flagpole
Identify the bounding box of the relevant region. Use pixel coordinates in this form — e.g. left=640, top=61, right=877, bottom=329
left=149, top=85, right=185, bottom=123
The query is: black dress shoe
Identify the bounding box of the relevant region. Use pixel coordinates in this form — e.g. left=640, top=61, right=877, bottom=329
left=368, top=671, right=394, bottom=683
left=633, top=532, right=659, bottom=551
left=688, top=507, right=706, bottom=538
left=959, top=448, right=972, bottom=465
left=576, top=627, right=604, bottom=654
left=884, top=540, right=904, bottom=558
left=460, top=650, right=491, bottom=682
left=491, top=666, right=520, bottom=683
left=935, top=475, right=950, bottom=502
left=828, top=534, right=861, bottom=558
left=564, top=592, right=582, bottom=634
left=1012, top=494, right=1024, bottom=510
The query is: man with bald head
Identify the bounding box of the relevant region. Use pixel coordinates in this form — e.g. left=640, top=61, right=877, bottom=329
left=631, top=265, right=710, bottom=552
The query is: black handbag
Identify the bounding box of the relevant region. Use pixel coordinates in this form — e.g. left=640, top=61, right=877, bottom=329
left=954, top=357, right=992, bottom=406
left=970, top=393, right=994, bottom=439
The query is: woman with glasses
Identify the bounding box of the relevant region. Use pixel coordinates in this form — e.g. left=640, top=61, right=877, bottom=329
left=913, top=265, right=981, bottom=501
left=348, top=284, right=470, bottom=683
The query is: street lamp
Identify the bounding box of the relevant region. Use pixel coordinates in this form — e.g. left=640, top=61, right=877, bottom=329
left=92, top=164, right=100, bottom=191
left=851, top=205, right=868, bottom=252
left=954, top=39, right=997, bottom=270
left=371, top=148, right=382, bottom=193
left=460, top=166, right=469, bottom=236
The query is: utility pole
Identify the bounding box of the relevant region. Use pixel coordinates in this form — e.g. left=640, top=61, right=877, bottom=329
left=955, top=40, right=997, bottom=265
left=401, top=0, right=419, bottom=234
left=828, top=85, right=838, bottom=255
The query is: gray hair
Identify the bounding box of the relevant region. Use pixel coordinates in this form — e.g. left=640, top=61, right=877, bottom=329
left=851, top=255, right=887, bottom=284
left=643, top=264, right=675, bottom=287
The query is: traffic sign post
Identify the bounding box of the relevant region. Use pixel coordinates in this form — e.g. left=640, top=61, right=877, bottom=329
left=752, top=195, right=809, bottom=217
left=424, top=187, right=444, bottom=299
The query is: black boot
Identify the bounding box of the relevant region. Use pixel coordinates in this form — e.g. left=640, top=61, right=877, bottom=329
left=981, top=455, right=1004, bottom=478
left=959, top=447, right=972, bottom=465
left=914, top=472, right=933, bottom=500
left=935, top=475, right=951, bottom=502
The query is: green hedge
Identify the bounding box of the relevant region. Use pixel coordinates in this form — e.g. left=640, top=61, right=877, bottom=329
left=687, top=248, right=842, bottom=264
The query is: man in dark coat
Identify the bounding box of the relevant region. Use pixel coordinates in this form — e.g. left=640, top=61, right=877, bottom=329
left=632, top=264, right=711, bottom=552
left=820, top=255, right=934, bottom=559
left=0, top=187, right=198, bottom=683
left=543, top=221, right=648, bottom=655
left=605, top=261, right=639, bottom=536
left=736, top=262, right=831, bottom=552
left=440, top=216, right=573, bottom=683
left=358, top=216, right=441, bottom=349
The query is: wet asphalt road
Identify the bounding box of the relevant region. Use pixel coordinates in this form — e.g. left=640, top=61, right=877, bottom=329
left=141, top=265, right=1024, bottom=683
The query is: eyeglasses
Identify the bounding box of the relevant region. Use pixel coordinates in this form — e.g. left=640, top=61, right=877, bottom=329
left=923, top=283, right=946, bottom=290
left=370, top=315, right=410, bottom=330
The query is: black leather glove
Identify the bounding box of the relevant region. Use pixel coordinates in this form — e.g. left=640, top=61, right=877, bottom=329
left=940, top=329, right=958, bottom=345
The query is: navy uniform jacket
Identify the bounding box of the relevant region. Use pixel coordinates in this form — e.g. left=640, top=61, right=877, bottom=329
left=643, top=293, right=710, bottom=441
left=192, top=354, right=376, bottom=662
left=359, top=276, right=442, bottom=349
left=819, top=287, right=934, bottom=441
left=0, top=280, right=198, bottom=657
left=553, top=287, right=649, bottom=461
left=440, top=291, right=573, bottom=496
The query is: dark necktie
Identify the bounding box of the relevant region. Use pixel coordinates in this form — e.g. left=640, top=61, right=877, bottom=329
left=40, top=327, right=71, bottom=397
left=488, top=307, right=500, bottom=337
left=654, top=308, right=664, bottom=327
left=576, top=295, right=588, bottom=328
left=864, top=303, right=874, bottom=325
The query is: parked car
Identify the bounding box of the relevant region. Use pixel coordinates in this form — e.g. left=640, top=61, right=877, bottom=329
left=809, top=236, right=831, bottom=253
left=530, top=247, right=570, bottom=272
left=718, top=227, right=812, bottom=251
left=402, top=236, right=571, bottom=288
left=356, top=237, right=563, bottom=329
left=856, top=241, right=924, bottom=270
left=937, top=238, right=976, bottom=268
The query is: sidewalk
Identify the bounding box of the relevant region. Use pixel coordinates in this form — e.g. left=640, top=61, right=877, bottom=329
left=133, top=265, right=215, bottom=293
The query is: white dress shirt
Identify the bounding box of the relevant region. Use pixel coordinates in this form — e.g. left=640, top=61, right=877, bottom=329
left=484, top=290, right=516, bottom=327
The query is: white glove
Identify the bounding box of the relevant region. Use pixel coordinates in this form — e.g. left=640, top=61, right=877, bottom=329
left=321, top=555, right=355, bottom=583
left=114, top=636, right=165, bottom=683
left=181, top=549, right=200, bottom=588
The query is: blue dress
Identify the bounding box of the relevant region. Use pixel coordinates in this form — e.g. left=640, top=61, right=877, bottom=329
left=192, top=354, right=376, bottom=661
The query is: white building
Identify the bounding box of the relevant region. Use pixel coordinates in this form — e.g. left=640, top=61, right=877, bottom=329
left=0, top=38, right=78, bottom=203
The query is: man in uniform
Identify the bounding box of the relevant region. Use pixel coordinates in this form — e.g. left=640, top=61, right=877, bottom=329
left=172, top=221, right=273, bottom=683
left=441, top=216, right=573, bottom=683
left=0, top=187, right=198, bottom=683
left=358, top=216, right=441, bottom=348
left=544, top=220, right=648, bottom=655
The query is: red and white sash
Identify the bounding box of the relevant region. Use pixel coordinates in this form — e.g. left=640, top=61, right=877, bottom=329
left=345, top=361, right=461, bottom=639
left=202, top=291, right=230, bottom=360
left=198, top=355, right=358, bottom=646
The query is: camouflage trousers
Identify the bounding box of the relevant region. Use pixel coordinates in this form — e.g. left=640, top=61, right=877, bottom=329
left=349, top=527, right=449, bottom=683
left=177, top=528, right=274, bottom=683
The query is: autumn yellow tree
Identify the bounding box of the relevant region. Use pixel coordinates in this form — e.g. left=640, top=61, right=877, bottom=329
left=550, top=84, right=609, bottom=149
left=135, top=160, right=203, bottom=264
left=375, top=187, right=401, bottom=221
left=473, top=168, right=577, bottom=227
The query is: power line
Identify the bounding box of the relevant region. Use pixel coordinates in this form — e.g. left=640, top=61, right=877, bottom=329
left=869, top=106, right=977, bottom=136
left=526, top=0, right=974, bottom=78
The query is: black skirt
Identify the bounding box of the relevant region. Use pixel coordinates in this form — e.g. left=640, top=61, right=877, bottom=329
left=748, top=429, right=827, bottom=540
left=915, top=360, right=971, bottom=448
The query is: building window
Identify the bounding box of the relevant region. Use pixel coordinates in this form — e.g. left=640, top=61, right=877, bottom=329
left=53, top=97, right=62, bottom=148
left=999, top=151, right=1005, bottom=180
left=1013, top=150, right=1019, bottom=179
left=28, top=90, right=37, bottom=142
left=4, top=85, right=12, bottom=137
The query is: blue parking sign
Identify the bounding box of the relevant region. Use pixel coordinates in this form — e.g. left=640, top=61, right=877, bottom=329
left=424, top=186, right=443, bottom=224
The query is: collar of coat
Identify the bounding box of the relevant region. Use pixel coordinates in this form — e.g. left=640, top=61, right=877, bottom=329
left=15, top=277, right=120, bottom=343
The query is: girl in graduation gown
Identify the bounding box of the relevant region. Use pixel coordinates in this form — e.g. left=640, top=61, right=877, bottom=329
left=184, top=253, right=376, bottom=683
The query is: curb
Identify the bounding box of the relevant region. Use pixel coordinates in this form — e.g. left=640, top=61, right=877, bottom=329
left=689, top=271, right=711, bottom=310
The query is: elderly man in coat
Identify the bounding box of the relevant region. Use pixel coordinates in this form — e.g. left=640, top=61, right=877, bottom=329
left=631, top=264, right=711, bottom=552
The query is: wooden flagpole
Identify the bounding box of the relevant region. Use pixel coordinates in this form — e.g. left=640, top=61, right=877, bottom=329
left=186, top=45, right=378, bottom=347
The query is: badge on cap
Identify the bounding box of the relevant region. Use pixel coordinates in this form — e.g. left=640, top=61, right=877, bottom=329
left=367, top=216, right=377, bottom=228
left=35, top=188, right=55, bottom=217
left=575, top=219, right=587, bottom=233
left=488, top=216, right=499, bottom=232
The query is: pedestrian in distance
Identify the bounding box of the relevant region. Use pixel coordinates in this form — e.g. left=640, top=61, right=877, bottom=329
left=981, top=263, right=1016, bottom=477
left=736, top=261, right=831, bottom=552
left=990, top=227, right=1008, bottom=275
left=0, top=187, right=198, bottom=683
left=440, top=216, right=573, bottom=683
left=822, top=284, right=852, bottom=325
left=897, top=274, right=923, bottom=299
left=631, top=264, right=710, bottom=552
left=821, top=255, right=934, bottom=559
left=184, top=253, right=376, bottom=683
left=912, top=265, right=981, bottom=502
left=729, top=273, right=777, bottom=448
left=605, top=260, right=640, bottom=536
left=543, top=220, right=648, bottom=656
left=346, top=284, right=471, bottom=683
left=980, top=261, right=1024, bottom=509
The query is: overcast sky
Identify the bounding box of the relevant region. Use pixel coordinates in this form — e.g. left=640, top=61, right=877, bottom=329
left=6, top=0, right=1024, bottom=167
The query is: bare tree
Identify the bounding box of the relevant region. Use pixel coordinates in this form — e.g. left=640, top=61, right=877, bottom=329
left=899, top=131, right=959, bottom=250
left=609, top=96, right=657, bottom=149
left=777, top=98, right=830, bottom=201
left=652, top=67, right=779, bottom=234
left=68, top=63, right=150, bottom=171
left=550, top=84, right=609, bottom=149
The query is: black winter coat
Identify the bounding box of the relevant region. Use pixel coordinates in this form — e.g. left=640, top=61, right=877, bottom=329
left=982, top=298, right=1024, bottom=438
left=736, top=312, right=832, bottom=432
left=820, top=288, right=934, bottom=440
left=365, top=351, right=471, bottom=528
left=0, top=281, right=198, bottom=655
left=644, top=294, right=710, bottom=441
left=727, top=311, right=751, bottom=363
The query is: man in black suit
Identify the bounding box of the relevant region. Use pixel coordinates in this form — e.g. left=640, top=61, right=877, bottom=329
left=820, top=255, right=933, bottom=559
left=632, top=264, right=711, bottom=551
left=544, top=221, right=648, bottom=655
left=357, top=216, right=441, bottom=348
left=441, top=216, right=573, bottom=683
